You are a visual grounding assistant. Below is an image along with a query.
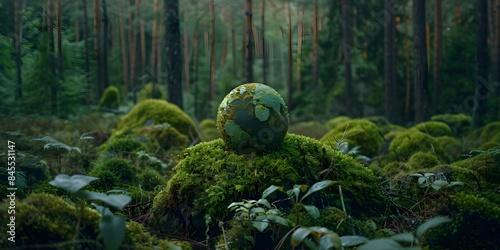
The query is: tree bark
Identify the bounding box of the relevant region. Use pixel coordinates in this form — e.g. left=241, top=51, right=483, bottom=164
left=140, top=19, right=146, bottom=87
left=83, top=0, right=91, bottom=103
left=183, top=9, right=191, bottom=92
left=493, top=0, right=500, bottom=97
left=165, top=0, right=183, bottom=108
left=413, top=0, right=429, bottom=123
left=286, top=1, right=292, bottom=109
left=209, top=0, right=216, bottom=101
left=94, top=0, right=102, bottom=99
left=296, top=0, right=303, bottom=92
left=384, top=0, right=396, bottom=122
left=118, top=0, right=128, bottom=102
left=150, top=0, right=159, bottom=80
left=342, top=0, right=354, bottom=117
left=473, top=0, right=488, bottom=127
left=433, top=0, right=442, bottom=114
left=312, top=0, right=319, bottom=89
left=261, top=0, right=267, bottom=83
left=48, top=0, right=58, bottom=115
left=14, top=0, right=23, bottom=98
left=245, top=0, right=254, bottom=83
left=101, top=0, right=109, bottom=89
left=56, top=0, right=63, bottom=78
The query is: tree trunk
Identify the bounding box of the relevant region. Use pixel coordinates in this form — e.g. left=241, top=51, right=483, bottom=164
left=493, top=0, right=500, bottom=97
left=83, top=0, right=91, bottom=103
left=342, top=0, right=354, bottom=117
left=261, top=0, right=267, bottom=83
left=433, top=0, right=442, bottom=114
left=473, top=0, right=488, bottom=127
left=296, top=0, right=303, bottom=92
left=150, top=0, right=158, bottom=81
left=209, top=0, right=216, bottom=101
left=14, top=0, right=23, bottom=98
left=404, top=16, right=411, bottom=122
left=118, top=0, right=128, bottom=102
left=140, top=19, right=146, bottom=87
left=101, top=0, right=109, bottom=89
left=48, top=0, right=58, bottom=115
left=183, top=9, right=191, bottom=92
left=94, top=0, right=102, bottom=99
left=312, top=0, right=319, bottom=89
left=245, top=0, right=254, bottom=83
left=56, top=0, right=63, bottom=78
left=165, top=0, right=183, bottom=108
left=413, top=0, right=429, bottom=123
left=286, top=1, right=292, bottom=109
left=384, top=0, right=396, bottom=123
left=231, top=17, right=237, bottom=78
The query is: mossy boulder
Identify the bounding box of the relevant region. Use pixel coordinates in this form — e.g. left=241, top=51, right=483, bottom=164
left=137, top=167, right=167, bottom=191
left=138, top=123, right=190, bottom=151
left=406, top=151, right=441, bottom=170
left=389, top=129, right=447, bottom=161
left=479, top=121, right=500, bottom=142
left=199, top=118, right=219, bottom=141
left=288, top=121, right=329, bottom=139
left=452, top=147, right=500, bottom=185
left=148, top=133, right=385, bottom=240
left=436, top=135, right=463, bottom=161
left=382, top=161, right=408, bottom=175
left=325, top=116, right=351, bottom=130
left=88, top=158, right=138, bottom=191
left=430, top=113, right=472, bottom=135
left=380, top=124, right=406, bottom=136
left=424, top=193, right=500, bottom=249
left=138, top=83, right=166, bottom=102
left=112, top=99, right=198, bottom=141
left=99, top=137, right=146, bottom=161
left=412, top=121, right=453, bottom=137
left=216, top=83, right=289, bottom=154
left=320, top=119, right=384, bottom=157
left=365, top=116, right=391, bottom=127
left=98, top=85, right=120, bottom=111
left=0, top=193, right=189, bottom=249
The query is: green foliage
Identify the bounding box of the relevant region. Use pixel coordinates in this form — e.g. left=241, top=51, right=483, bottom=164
left=137, top=167, right=167, bottom=191
left=389, top=129, right=447, bottom=162
left=407, top=172, right=464, bottom=190
left=431, top=113, right=472, bottom=135
left=406, top=151, right=441, bottom=170
left=88, top=158, right=138, bottom=191
left=325, top=116, right=352, bottom=130
left=320, top=119, right=384, bottom=157
left=288, top=121, right=329, bottom=139
left=137, top=82, right=167, bottom=102
left=412, top=121, right=453, bottom=137
left=99, top=138, right=146, bottom=161
left=199, top=118, right=220, bottom=141
left=435, top=135, right=463, bottom=161
left=452, top=146, right=500, bottom=185
left=479, top=121, right=500, bottom=142
left=98, top=85, right=121, bottom=111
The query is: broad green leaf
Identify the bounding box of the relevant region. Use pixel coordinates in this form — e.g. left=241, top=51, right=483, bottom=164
left=303, top=238, right=317, bottom=250
left=291, top=227, right=313, bottom=247
left=301, top=180, right=334, bottom=201
left=262, top=185, right=282, bottom=199
left=449, top=181, right=464, bottom=187
left=320, top=233, right=341, bottom=250
left=272, top=216, right=290, bottom=227
left=256, top=198, right=271, bottom=208
left=424, top=173, right=436, bottom=177
left=91, top=203, right=113, bottom=216
left=416, top=217, right=452, bottom=239
left=303, top=205, right=320, bottom=219
left=409, top=173, right=423, bottom=178
left=49, top=174, right=98, bottom=193
left=76, top=191, right=131, bottom=210
left=250, top=207, right=266, bottom=215
left=99, top=213, right=126, bottom=250
left=418, top=177, right=426, bottom=185
left=391, top=233, right=415, bottom=243
left=252, top=215, right=269, bottom=232
left=431, top=180, right=449, bottom=190
left=358, top=238, right=403, bottom=250
left=244, top=236, right=255, bottom=246
left=340, top=235, right=369, bottom=247
left=228, top=201, right=245, bottom=209
left=167, top=241, right=182, bottom=250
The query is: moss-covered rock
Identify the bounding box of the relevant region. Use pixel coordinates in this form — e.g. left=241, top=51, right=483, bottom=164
left=389, top=129, right=447, bottom=161
left=365, top=116, right=391, bottom=127
left=88, top=158, right=138, bottom=191
left=0, top=193, right=189, bottom=249
left=430, top=113, right=472, bottom=135
left=138, top=123, right=190, bottom=152
left=137, top=167, right=167, bottom=191
left=406, top=151, right=441, bottom=170
left=424, top=193, right=500, bottom=249
left=98, top=85, right=120, bottom=111
left=112, top=99, right=198, bottom=141
left=320, top=119, right=384, bottom=157
left=380, top=124, right=406, bottom=136
left=137, top=83, right=166, bottom=102
left=148, top=133, right=385, bottom=240
left=452, top=147, right=500, bottom=185
left=325, top=116, right=351, bottom=130
left=436, top=136, right=463, bottom=161
left=382, top=161, right=408, bottom=175
left=99, top=137, right=146, bottom=161
left=479, top=121, right=500, bottom=142
left=199, top=119, right=220, bottom=141
left=216, top=83, right=290, bottom=154
left=288, top=121, right=329, bottom=139
left=412, top=121, right=453, bottom=137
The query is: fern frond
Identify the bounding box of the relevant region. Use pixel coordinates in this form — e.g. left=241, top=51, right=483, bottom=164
left=32, top=136, right=81, bottom=153
left=79, top=131, right=96, bottom=141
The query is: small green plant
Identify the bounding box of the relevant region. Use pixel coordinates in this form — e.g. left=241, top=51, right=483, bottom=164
left=408, top=172, right=464, bottom=190
left=49, top=174, right=132, bottom=250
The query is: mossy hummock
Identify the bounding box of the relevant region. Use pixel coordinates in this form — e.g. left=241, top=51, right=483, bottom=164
left=430, top=113, right=472, bottom=135
left=389, top=129, right=447, bottom=161
left=138, top=82, right=166, bottom=102
left=216, top=83, right=290, bottom=154
left=98, top=85, right=120, bottom=111
left=148, top=133, right=385, bottom=240
left=412, top=121, right=453, bottom=137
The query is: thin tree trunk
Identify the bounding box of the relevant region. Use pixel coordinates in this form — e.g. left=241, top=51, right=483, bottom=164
left=75, top=4, right=80, bottom=42
left=433, top=0, right=442, bottom=114
left=312, top=0, right=319, bottom=89
left=220, top=30, right=228, bottom=67
left=342, top=0, right=354, bottom=117
left=165, top=0, right=183, bottom=108
left=101, top=0, right=109, bottom=89
left=56, top=0, right=63, bottom=78
left=473, top=0, right=488, bottom=127
left=14, top=0, right=23, bottom=98
left=286, top=1, right=292, bottom=109
left=209, top=0, right=216, bottom=101
left=118, top=0, right=128, bottom=102
left=296, top=0, right=303, bottom=92
left=183, top=9, right=191, bottom=91
left=83, top=0, right=91, bottom=103
left=94, top=0, right=102, bottom=98
left=494, top=0, right=500, bottom=97
left=140, top=19, right=146, bottom=87
left=413, top=0, right=429, bottom=123
left=425, top=23, right=430, bottom=73
left=48, top=0, right=57, bottom=115
left=231, top=18, right=236, bottom=78
left=404, top=17, right=411, bottom=122
left=150, top=0, right=158, bottom=80
left=245, top=0, right=254, bottom=83
left=261, top=0, right=267, bottom=83
left=157, top=2, right=162, bottom=83
left=384, top=0, right=396, bottom=122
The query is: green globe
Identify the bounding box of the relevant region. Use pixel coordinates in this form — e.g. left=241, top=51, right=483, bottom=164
left=216, top=83, right=290, bottom=154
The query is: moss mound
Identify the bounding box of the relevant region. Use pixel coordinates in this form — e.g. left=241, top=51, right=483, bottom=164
left=0, top=193, right=188, bottom=249
left=112, top=99, right=197, bottom=140
left=88, top=158, right=138, bottom=191
left=479, top=121, right=500, bottom=142
left=453, top=147, right=500, bottom=185
left=148, top=133, right=385, bottom=240
left=199, top=119, right=219, bottom=141
left=288, top=121, right=329, bottom=139
left=138, top=123, right=190, bottom=151
left=424, top=193, right=500, bottom=249
left=320, top=119, right=383, bottom=157
left=137, top=167, right=167, bottom=191
left=412, top=121, right=453, bottom=137
left=325, top=116, right=351, bottom=130
left=389, top=129, right=447, bottom=161
left=365, top=116, right=391, bottom=127
left=436, top=136, right=463, bottom=161
left=430, top=113, right=472, bottom=135
left=98, top=85, right=120, bottom=111
left=137, top=83, right=166, bottom=102
left=406, top=151, right=441, bottom=170
left=99, top=138, right=146, bottom=161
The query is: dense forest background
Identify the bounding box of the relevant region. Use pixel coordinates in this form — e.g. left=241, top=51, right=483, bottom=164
left=0, top=0, right=499, bottom=125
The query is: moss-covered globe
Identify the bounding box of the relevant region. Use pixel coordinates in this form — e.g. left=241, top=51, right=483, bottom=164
left=216, top=83, right=289, bottom=154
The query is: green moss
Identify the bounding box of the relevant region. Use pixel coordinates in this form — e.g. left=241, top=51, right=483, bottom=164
left=288, top=121, right=329, bottom=139
left=137, top=83, right=166, bottom=102
left=452, top=147, right=500, bottom=185
left=148, top=133, right=385, bottom=240
left=365, top=116, right=391, bottom=127
left=412, top=121, right=453, bottom=137
left=88, top=158, right=138, bottom=191
left=139, top=124, right=190, bottom=151
left=406, top=151, right=441, bottom=170
left=137, top=167, right=167, bottom=191
left=98, top=85, right=120, bottom=110
left=424, top=193, right=500, bottom=249
left=200, top=119, right=216, bottom=130
left=382, top=161, right=408, bottom=175
left=389, top=129, right=447, bottom=161
left=380, top=124, right=406, bottom=136
left=430, top=113, right=472, bottom=135
left=480, top=140, right=500, bottom=150
left=99, top=138, right=146, bottom=161
left=199, top=119, right=220, bottom=141
left=479, top=121, right=500, bottom=142
left=325, top=116, right=351, bottom=130
left=112, top=99, right=198, bottom=140
left=320, top=119, right=384, bottom=157
left=436, top=136, right=463, bottom=161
